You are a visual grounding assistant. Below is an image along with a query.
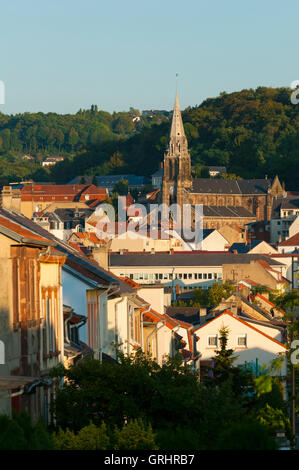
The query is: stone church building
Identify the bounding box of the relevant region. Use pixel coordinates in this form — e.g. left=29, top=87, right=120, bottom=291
left=161, top=92, right=285, bottom=230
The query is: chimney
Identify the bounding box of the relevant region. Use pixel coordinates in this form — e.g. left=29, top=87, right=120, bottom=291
left=1, top=186, right=21, bottom=211
left=230, top=302, right=238, bottom=316
left=1, top=186, right=13, bottom=209
left=199, top=307, right=207, bottom=318
left=92, top=242, right=111, bottom=270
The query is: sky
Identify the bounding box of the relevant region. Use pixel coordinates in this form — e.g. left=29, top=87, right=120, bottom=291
left=0, top=0, right=298, bottom=115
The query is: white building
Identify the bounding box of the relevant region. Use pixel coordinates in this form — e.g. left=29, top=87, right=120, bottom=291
left=195, top=310, right=287, bottom=377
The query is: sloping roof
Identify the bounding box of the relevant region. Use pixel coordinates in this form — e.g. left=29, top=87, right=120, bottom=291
left=0, top=214, right=53, bottom=246
left=202, top=205, right=255, bottom=218
left=21, top=184, right=107, bottom=203
left=192, top=178, right=271, bottom=195
left=0, top=207, right=131, bottom=292
left=230, top=241, right=263, bottom=253
left=69, top=175, right=147, bottom=187
left=254, top=293, right=285, bottom=315
left=195, top=309, right=287, bottom=349
left=166, top=307, right=201, bottom=325
left=110, top=252, right=284, bottom=267
left=278, top=232, right=299, bottom=247
left=69, top=232, right=103, bottom=244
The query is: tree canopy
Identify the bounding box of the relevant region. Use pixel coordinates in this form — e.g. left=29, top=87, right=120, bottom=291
left=0, top=87, right=299, bottom=188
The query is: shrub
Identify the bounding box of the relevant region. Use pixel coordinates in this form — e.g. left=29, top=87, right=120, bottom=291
left=214, top=419, right=277, bottom=450
left=0, top=413, right=53, bottom=450
left=113, top=419, right=158, bottom=451
left=52, top=422, right=109, bottom=450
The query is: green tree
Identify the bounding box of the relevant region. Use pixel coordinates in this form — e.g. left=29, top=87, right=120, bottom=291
left=113, top=419, right=158, bottom=450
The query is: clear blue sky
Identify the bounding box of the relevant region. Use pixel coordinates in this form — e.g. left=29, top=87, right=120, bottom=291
left=0, top=0, right=298, bottom=114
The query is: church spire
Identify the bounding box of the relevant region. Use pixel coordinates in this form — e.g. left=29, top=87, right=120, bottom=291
left=170, top=91, right=186, bottom=146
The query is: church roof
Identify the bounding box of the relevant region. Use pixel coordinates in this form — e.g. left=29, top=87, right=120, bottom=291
left=191, top=178, right=271, bottom=195
left=202, top=205, right=255, bottom=218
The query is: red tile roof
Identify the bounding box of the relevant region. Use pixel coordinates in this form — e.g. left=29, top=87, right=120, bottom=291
left=278, top=233, right=299, bottom=247
left=0, top=215, right=52, bottom=244
left=21, top=184, right=107, bottom=203
left=70, top=232, right=104, bottom=244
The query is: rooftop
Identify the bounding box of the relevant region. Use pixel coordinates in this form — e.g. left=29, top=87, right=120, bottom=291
left=110, top=252, right=284, bottom=267
left=191, top=178, right=271, bottom=195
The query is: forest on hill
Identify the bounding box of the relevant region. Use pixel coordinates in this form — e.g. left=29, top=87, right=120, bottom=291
left=0, top=86, right=299, bottom=189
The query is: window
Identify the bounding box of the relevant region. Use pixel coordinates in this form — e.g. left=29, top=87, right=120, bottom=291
left=184, top=273, right=187, bottom=279
left=208, top=273, right=212, bottom=279
left=237, top=335, right=247, bottom=347
left=188, top=273, right=192, bottom=279
left=203, top=273, right=207, bottom=279
left=207, top=335, right=218, bottom=347
left=198, top=273, right=202, bottom=279
left=194, top=273, right=198, bottom=279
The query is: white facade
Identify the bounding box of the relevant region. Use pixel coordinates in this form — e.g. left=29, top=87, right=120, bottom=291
left=289, top=215, right=299, bottom=238
left=111, top=265, right=223, bottom=290
left=195, top=311, right=287, bottom=376
left=62, top=266, right=99, bottom=344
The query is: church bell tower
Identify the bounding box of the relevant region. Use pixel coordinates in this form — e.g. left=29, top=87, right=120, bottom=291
left=162, top=92, right=192, bottom=210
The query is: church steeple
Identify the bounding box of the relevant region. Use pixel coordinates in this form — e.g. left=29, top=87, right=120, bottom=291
left=168, top=92, right=188, bottom=157
left=162, top=90, right=192, bottom=209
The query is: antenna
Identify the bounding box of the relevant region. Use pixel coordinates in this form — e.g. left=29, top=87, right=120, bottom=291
left=176, top=73, right=178, bottom=94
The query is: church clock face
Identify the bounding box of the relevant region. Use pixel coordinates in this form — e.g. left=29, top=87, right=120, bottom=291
left=169, top=185, right=174, bottom=195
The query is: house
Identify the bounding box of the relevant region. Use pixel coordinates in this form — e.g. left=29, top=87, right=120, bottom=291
left=218, top=223, right=247, bottom=245
left=69, top=175, right=148, bottom=193
left=212, top=292, right=284, bottom=322
left=151, top=164, right=164, bottom=189
left=246, top=220, right=271, bottom=243
left=33, top=208, right=94, bottom=241
left=207, top=166, right=227, bottom=177
left=109, top=252, right=285, bottom=294
left=141, top=307, right=200, bottom=368
left=229, top=240, right=277, bottom=255
left=1, top=184, right=108, bottom=219
left=195, top=310, right=287, bottom=377
left=269, top=253, right=299, bottom=288
left=169, top=228, right=229, bottom=251
left=0, top=208, right=66, bottom=422
left=22, top=154, right=35, bottom=161
left=278, top=232, right=299, bottom=254
left=253, top=293, right=286, bottom=320
left=42, top=155, right=64, bottom=167
left=222, top=257, right=288, bottom=292
left=108, top=228, right=183, bottom=253
left=0, top=203, right=201, bottom=424
left=165, top=306, right=202, bottom=327
left=288, top=215, right=299, bottom=239
left=67, top=231, right=104, bottom=247
left=268, top=195, right=299, bottom=243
